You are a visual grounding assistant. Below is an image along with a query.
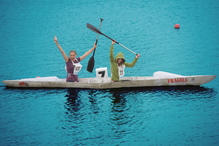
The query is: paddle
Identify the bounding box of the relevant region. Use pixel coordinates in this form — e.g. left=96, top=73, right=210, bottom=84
left=87, top=18, right=104, bottom=73
left=87, top=23, right=137, bottom=55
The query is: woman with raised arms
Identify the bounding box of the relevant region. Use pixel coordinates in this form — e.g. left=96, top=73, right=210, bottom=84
left=54, top=36, right=97, bottom=82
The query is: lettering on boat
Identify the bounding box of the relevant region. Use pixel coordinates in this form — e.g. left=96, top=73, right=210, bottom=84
left=167, top=78, right=188, bottom=83
left=19, top=82, right=29, bottom=86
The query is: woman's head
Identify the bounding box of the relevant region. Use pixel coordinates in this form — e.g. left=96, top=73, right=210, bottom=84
left=117, top=58, right=125, bottom=64
left=69, top=50, right=77, bottom=60
left=115, top=52, right=125, bottom=66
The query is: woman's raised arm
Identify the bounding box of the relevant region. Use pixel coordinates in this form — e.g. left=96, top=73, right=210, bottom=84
left=79, top=42, right=97, bottom=61
left=54, top=36, right=69, bottom=62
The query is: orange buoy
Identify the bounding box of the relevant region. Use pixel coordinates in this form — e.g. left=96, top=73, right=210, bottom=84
left=36, top=76, right=40, bottom=78
left=175, top=24, right=180, bottom=29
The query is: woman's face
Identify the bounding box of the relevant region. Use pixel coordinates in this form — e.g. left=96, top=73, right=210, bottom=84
left=117, top=58, right=123, bottom=64
left=70, top=52, right=77, bottom=60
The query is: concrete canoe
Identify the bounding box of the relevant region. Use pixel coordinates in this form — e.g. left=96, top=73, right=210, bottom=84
left=2, top=75, right=217, bottom=89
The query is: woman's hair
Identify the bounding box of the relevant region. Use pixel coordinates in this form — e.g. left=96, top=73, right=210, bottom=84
left=117, top=59, right=125, bottom=66
left=69, top=50, right=77, bottom=55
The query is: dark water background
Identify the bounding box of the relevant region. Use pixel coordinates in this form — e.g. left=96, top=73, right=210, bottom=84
left=0, top=0, right=219, bottom=145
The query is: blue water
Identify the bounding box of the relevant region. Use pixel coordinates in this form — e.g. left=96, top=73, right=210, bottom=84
left=0, top=0, right=219, bottom=145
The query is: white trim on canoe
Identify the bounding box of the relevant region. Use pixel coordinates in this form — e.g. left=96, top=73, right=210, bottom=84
left=2, top=72, right=217, bottom=89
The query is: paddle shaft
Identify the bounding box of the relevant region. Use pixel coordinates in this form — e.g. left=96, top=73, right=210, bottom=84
left=87, top=19, right=104, bottom=73
left=87, top=23, right=137, bottom=55
left=101, top=33, right=137, bottom=55
left=93, top=18, right=104, bottom=56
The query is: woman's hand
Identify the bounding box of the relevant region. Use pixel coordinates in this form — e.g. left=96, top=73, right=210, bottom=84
left=54, top=36, right=58, bottom=43
left=93, top=42, right=97, bottom=49
left=112, top=40, right=116, bottom=45
left=136, top=54, right=140, bottom=58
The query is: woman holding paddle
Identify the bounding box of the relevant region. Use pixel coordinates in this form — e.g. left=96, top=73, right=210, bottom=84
left=110, top=40, right=140, bottom=82
left=54, top=36, right=97, bottom=82
left=86, top=22, right=140, bottom=82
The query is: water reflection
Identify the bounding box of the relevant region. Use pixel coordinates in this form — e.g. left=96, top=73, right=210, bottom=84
left=87, top=90, right=101, bottom=114
left=64, top=89, right=81, bottom=113
left=63, top=86, right=217, bottom=114
left=114, top=86, right=217, bottom=99
left=61, top=86, right=218, bottom=143
left=109, top=89, right=128, bottom=111
left=106, top=89, right=132, bottom=140
left=104, top=86, right=218, bottom=140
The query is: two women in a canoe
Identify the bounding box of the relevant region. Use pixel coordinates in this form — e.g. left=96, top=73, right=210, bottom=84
left=54, top=36, right=97, bottom=82
left=54, top=36, right=140, bottom=82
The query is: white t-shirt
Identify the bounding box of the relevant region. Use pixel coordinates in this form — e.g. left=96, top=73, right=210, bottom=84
left=118, top=64, right=125, bottom=80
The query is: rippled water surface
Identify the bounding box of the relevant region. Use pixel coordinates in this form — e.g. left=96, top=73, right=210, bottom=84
left=0, top=0, right=219, bottom=145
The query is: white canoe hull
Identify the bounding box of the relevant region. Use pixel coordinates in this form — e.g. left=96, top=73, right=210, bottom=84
left=2, top=75, right=216, bottom=89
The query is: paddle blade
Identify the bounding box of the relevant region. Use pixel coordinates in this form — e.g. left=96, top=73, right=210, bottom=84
left=87, top=23, right=102, bottom=35
left=87, top=56, right=95, bottom=73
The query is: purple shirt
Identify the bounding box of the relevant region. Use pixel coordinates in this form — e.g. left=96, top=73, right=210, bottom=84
left=66, top=58, right=81, bottom=82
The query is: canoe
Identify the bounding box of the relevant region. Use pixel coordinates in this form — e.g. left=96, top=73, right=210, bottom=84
left=2, top=71, right=216, bottom=89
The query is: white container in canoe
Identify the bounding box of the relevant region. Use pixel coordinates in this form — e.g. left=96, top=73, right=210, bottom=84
left=2, top=68, right=217, bottom=89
